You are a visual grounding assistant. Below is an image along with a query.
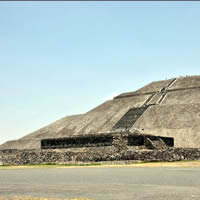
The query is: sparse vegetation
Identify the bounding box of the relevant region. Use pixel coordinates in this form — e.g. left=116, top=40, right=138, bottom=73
left=1, top=160, right=200, bottom=169
left=0, top=162, right=102, bottom=169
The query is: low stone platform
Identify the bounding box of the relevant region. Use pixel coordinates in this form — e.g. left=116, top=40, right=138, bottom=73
left=1, top=147, right=200, bottom=165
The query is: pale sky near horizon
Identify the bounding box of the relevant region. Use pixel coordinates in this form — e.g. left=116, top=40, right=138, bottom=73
left=1, top=1, right=200, bottom=145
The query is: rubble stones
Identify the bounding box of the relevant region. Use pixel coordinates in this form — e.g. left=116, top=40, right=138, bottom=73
left=1, top=147, right=200, bottom=165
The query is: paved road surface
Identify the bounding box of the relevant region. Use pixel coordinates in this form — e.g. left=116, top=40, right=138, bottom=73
left=0, top=167, right=200, bottom=200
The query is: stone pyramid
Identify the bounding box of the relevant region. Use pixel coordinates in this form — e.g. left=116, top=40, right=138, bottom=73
left=1, top=75, right=200, bottom=150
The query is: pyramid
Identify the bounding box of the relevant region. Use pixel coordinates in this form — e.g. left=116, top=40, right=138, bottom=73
left=1, top=75, right=200, bottom=150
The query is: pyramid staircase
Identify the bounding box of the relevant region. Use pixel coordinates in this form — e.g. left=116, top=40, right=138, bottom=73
left=112, top=106, right=148, bottom=130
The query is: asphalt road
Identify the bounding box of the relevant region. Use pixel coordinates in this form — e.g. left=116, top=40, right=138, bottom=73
left=0, top=167, right=200, bottom=200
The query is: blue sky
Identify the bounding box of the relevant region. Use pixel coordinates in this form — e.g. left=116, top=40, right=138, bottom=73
left=1, top=1, right=200, bottom=144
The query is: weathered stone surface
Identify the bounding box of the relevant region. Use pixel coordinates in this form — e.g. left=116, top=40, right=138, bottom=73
left=41, top=134, right=113, bottom=149
left=169, top=76, right=200, bottom=90
left=115, top=78, right=175, bottom=98
left=132, top=103, right=200, bottom=147
left=0, top=132, right=176, bottom=165
left=1, top=147, right=200, bottom=165
left=40, top=131, right=173, bottom=150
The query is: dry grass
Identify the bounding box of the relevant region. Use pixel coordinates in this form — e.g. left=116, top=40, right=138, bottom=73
left=0, top=197, right=93, bottom=200
left=1, top=160, right=200, bottom=169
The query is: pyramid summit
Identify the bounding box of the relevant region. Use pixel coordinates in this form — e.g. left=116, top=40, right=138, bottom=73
left=1, top=75, right=200, bottom=151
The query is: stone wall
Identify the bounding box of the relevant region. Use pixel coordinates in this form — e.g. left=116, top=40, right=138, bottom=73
left=1, top=147, right=200, bottom=165
left=41, top=135, right=113, bottom=149
left=40, top=132, right=173, bottom=150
